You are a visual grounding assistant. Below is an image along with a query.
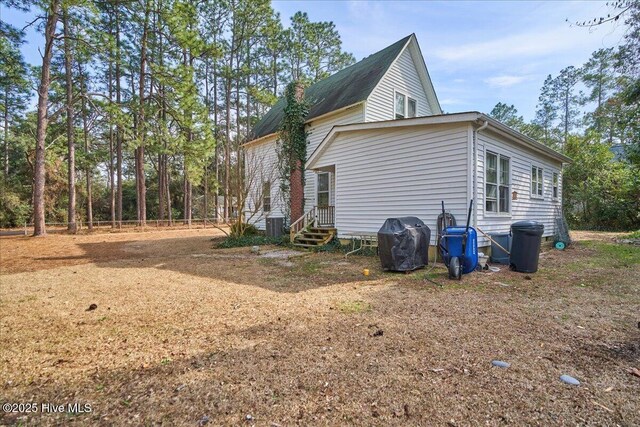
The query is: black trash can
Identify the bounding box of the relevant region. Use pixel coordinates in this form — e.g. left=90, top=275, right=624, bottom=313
left=510, top=221, right=544, bottom=273
left=378, top=217, right=431, bottom=272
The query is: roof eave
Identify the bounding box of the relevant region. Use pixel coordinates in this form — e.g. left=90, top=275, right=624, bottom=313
left=244, top=101, right=365, bottom=147
left=408, top=35, right=443, bottom=114
left=477, top=114, right=572, bottom=164
left=307, top=112, right=571, bottom=169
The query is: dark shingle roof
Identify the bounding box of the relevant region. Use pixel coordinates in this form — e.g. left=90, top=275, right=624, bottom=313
left=250, top=34, right=413, bottom=140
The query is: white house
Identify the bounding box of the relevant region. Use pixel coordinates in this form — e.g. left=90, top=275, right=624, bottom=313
left=243, top=34, right=570, bottom=249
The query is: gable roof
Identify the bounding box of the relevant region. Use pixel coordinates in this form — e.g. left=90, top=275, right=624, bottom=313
left=249, top=34, right=414, bottom=141
left=306, top=112, right=572, bottom=169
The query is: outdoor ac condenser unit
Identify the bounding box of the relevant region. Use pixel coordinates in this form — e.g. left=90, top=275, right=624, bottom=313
left=265, top=217, right=284, bottom=238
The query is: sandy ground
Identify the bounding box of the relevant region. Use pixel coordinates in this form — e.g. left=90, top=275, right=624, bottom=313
left=570, top=230, right=629, bottom=242
left=0, top=228, right=638, bottom=426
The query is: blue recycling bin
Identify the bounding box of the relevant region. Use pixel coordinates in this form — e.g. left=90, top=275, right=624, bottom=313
left=441, top=226, right=478, bottom=274
left=490, top=232, right=511, bottom=264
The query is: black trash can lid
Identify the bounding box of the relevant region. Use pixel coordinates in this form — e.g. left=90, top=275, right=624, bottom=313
left=511, top=220, right=544, bottom=231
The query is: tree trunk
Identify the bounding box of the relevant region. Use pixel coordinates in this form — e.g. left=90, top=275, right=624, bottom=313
left=158, top=153, right=165, bottom=222
left=107, top=42, right=116, bottom=228
left=157, top=1, right=165, bottom=224
left=204, top=58, right=210, bottom=224
left=166, top=164, right=172, bottom=225
left=204, top=166, right=208, bottom=223
left=183, top=170, right=191, bottom=225
left=272, top=52, right=278, bottom=97
left=79, top=68, right=92, bottom=230
left=235, top=52, right=243, bottom=226
left=213, top=44, right=219, bottom=222
left=115, top=0, right=123, bottom=228
left=3, top=89, right=8, bottom=178
left=63, top=8, right=77, bottom=233
left=224, top=75, right=231, bottom=223
left=136, top=0, right=150, bottom=227
left=33, top=0, right=60, bottom=236
left=564, top=91, right=569, bottom=147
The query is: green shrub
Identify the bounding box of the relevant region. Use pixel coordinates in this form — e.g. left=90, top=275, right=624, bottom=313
left=230, top=222, right=261, bottom=237
left=311, top=237, right=377, bottom=256
left=216, top=234, right=289, bottom=249
left=623, top=230, right=640, bottom=239
left=311, top=236, right=343, bottom=253
left=0, top=185, right=31, bottom=227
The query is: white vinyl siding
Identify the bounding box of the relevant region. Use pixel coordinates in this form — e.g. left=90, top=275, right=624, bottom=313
left=313, top=123, right=469, bottom=243
left=243, top=135, right=285, bottom=230
left=304, top=105, right=363, bottom=210
left=476, top=129, right=563, bottom=245
left=366, top=47, right=433, bottom=122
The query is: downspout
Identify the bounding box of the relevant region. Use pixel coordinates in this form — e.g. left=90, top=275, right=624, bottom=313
left=473, top=120, right=489, bottom=230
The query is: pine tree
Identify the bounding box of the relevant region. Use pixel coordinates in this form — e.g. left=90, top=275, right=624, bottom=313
left=553, top=66, right=582, bottom=147
left=534, top=75, right=559, bottom=148
left=581, top=48, right=617, bottom=141
left=0, top=34, right=30, bottom=179
left=33, top=0, right=62, bottom=236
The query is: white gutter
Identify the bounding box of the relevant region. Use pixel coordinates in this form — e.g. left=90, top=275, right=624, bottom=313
left=473, top=120, right=489, bottom=229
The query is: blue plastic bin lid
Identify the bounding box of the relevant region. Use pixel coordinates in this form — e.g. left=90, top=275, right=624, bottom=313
left=489, top=232, right=510, bottom=237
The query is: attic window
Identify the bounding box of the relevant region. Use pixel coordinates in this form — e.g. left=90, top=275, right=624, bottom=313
left=408, top=98, right=417, bottom=118
left=395, top=92, right=406, bottom=119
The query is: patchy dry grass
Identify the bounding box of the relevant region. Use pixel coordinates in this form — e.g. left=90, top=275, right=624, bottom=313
left=336, top=300, right=372, bottom=314
left=0, top=228, right=638, bottom=426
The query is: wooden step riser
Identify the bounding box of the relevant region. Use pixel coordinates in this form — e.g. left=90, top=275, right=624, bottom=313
left=293, top=228, right=336, bottom=248
left=308, top=228, right=337, bottom=233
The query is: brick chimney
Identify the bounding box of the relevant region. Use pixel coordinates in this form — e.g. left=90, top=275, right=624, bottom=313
left=290, top=164, right=304, bottom=223
left=289, top=82, right=305, bottom=223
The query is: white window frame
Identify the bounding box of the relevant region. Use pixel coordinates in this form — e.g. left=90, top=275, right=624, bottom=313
left=552, top=172, right=559, bottom=200
left=394, top=90, right=406, bottom=119
left=316, top=172, right=331, bottom=207
left=531, top=165, right=544, bottom=199
left=408, top=97, right=417, bottom=118
left=262, top=181, right=271, bottom=213
left=485, top=150, right=511, bottom=216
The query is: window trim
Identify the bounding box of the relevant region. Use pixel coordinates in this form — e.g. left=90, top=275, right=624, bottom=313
left=552, top=172, right=559, bottom=200
left=484, top=149, right=512, bottom=216
left=262, top=181, right=271, bottom=213
left=316, top=172, right=331, bottom=207
left=408, top=97, right=417, bottom=118
left=531, top=164, right=544, bottom=199
left=394, top=89, right=407, bottom=119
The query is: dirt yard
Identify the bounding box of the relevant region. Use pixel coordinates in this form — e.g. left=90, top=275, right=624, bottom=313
left=1, top=228, right=638, bottom=426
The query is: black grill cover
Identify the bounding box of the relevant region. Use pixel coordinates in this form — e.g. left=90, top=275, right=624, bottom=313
left=377, top=217, right=431, bottom=272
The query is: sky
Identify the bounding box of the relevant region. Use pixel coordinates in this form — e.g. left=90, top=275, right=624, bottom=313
left=3, top=0, right=628, bottom=121
left=272, top=0, right=627, bottom=120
